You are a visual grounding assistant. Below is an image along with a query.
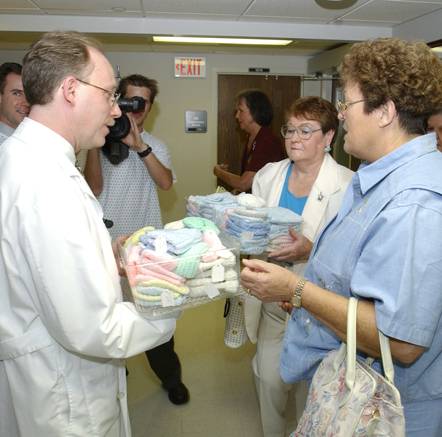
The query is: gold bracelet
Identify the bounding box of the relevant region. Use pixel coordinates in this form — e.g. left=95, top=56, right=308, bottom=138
left=291, top=278, right=306, bottom=308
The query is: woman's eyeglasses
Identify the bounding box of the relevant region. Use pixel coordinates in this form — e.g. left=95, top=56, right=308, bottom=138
left=280, top=125, right=322, bottom=140
left=336, top=99, right=365, bottom=113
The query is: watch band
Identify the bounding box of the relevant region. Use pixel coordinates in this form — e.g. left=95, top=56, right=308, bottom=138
left=291, top=278, right=306, bottom=308
left=137, top=146, right=152, bottom=158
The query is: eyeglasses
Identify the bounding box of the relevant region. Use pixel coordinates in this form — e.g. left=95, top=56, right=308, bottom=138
left=76, top=78, right=120, bottom=106
left=280, top=124, right=322, bottom=140
left=336, top=99, right=365, bottom=113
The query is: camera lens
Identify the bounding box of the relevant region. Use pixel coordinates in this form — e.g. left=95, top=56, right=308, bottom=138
left=117, top=96, right=146, bottom=114
left=102, top=96, right=146, bottom=165
left=108, top=114, right=131, bottom=140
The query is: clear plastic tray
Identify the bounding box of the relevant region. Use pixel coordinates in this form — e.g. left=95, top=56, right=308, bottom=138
left=119, top=231, right=242, bottom=319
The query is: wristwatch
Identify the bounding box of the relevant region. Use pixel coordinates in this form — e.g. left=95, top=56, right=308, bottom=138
left=137, top=146, right=152, bottom=158
left=291, top=278, right=306, bottom=308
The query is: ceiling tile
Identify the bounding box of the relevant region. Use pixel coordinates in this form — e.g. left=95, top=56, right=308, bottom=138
left=245, top=0, right=366, bottom=21
left=336, top=18, right=396, bottom=25
left=387, top=0, right=442, bottom=3
left=43, top=9, right=142, bottom=17
left=0, top=10, right=45, bottom=15
left=0, top=0, right=39, bottom=9
left=340, top=0, right=442, bottom=22
left=142, top=11, right=242, bottom=20
left=240, top=15, right=329, bottom=23
left=0, top=0, right=440, bottom=55
left=141, top=0, right=251, bottom=15
left=33, top=0, right=142, bottom=13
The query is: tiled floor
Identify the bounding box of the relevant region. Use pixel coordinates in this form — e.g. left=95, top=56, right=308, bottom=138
left=126, top=299, right=264, bottom=437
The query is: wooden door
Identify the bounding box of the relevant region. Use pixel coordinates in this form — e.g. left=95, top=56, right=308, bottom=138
left=217, top=74, right=301, bottom=179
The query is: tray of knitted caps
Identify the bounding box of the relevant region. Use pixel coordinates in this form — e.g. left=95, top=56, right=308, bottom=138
left=186, top=191, right=303, bottom=255
left=119, top=217, right=242, bottom=319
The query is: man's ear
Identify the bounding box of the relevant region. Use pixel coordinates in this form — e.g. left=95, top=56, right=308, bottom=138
left=61, top=76, right=78, bottom=104
left=377, top=100, right=397, bottom=128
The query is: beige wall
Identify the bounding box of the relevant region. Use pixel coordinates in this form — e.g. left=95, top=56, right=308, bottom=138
left=0, top=48, right=316, bottom=223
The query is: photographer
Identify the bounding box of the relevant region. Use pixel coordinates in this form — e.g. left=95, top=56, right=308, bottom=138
left=85, top=74, right=173, bottom=233
left=84, top=74, right=189, bottom=405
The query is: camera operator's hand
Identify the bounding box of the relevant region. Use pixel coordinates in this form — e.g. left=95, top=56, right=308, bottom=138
left=121, top=112, right=173, bottom=191
left=122, top=113, right=146, bottom=152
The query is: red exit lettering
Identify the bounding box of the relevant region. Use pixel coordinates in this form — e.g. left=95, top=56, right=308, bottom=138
left=175, top=57, right=204, bottom=77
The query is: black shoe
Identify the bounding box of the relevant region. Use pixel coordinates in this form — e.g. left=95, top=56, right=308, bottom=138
left=167, top=382, right=190, bottom=405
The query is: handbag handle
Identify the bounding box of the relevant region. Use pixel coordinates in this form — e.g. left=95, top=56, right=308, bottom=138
left=345, top=297, right=395, bottom=389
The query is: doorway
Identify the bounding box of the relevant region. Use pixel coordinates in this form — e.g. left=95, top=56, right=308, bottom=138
left=217, top=74, right=301, bottom=180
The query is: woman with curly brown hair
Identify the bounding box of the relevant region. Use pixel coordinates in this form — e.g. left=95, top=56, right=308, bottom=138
left=241, top=38, right=442, bottom=436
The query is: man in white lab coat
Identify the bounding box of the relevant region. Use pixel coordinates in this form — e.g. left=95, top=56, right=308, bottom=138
left=0, top=31, right=175, bottom=437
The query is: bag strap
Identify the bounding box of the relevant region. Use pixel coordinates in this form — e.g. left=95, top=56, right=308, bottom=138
left=345, top=297, right=395, bottom=389
left=378, top=330, right=395, bottom=383
left=345, top=297, right=358, bottom=389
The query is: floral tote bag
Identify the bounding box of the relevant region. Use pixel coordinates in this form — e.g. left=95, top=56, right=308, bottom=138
left=292, top=297, right=405, bottom=436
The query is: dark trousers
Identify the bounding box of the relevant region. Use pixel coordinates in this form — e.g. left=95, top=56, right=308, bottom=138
left=145, top=336, right=182, bottom=390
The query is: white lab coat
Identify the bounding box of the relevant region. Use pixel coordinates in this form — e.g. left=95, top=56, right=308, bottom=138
left=0, top=118, right=175, bottom=436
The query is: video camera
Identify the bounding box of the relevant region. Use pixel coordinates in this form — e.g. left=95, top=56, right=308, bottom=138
left=102, top=96, right=146, bottom=165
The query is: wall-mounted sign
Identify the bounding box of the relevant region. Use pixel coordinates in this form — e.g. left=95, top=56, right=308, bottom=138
left=174, top=57, right=206, bottom=78
left=185, top=110, right=207, bottom=133
left=249, top=67, right=270, bottom=73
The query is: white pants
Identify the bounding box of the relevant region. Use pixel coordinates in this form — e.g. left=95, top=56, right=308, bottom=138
left=253, top=302, right=308, bottom=437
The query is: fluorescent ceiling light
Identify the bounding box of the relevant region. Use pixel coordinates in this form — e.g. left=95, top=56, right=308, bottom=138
left=153, top=36, right=292, bottom=46
left=431, top=47, right=442, bottom=53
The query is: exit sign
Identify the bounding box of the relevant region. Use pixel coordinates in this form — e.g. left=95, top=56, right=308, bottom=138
left=174, top=57, right=206, bottom=78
